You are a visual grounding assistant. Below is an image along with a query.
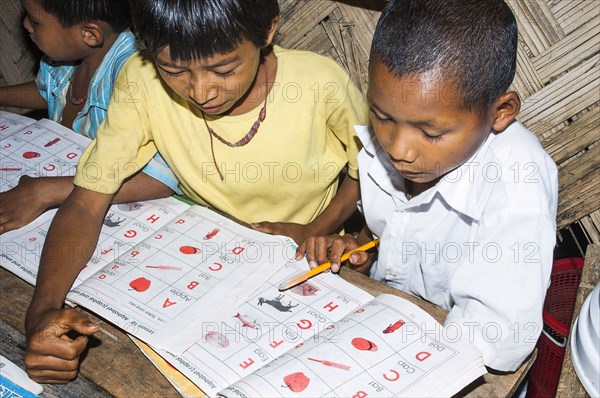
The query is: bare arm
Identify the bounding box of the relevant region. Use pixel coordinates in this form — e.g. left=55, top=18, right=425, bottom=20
left=24, top=187, right=112, bottom=383
left=0, top=172, right=174, bottom=234
left=251, top=176, right=361, bottom=244
left=0, top=81, right=47, bottom=110
left=304, top=176, right=361, bottom=237
left=113, top=171, right=175, bottom=202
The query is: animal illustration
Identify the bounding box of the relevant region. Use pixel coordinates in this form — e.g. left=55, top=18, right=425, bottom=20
left=234, top=313, right=258, bottom=329
left=103, top=213, right=125, bottom=227
left=257, top=294, right=298, bottom=312
left=383, top=320, right=405, bottom=334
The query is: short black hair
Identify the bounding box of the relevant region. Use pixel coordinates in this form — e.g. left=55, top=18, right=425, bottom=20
left=129, top=0, right=280, bottom=61
left=370, top=0, right=518, bottom=114
left=39, top=0, right=132, bottom=33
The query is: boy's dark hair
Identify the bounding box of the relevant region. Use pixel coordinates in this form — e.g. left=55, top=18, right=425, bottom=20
left=370, top=0, right=518, bottom=114
left=39, top=0, right=132, bottom=33
left=129, top=0, right=280, bottom=61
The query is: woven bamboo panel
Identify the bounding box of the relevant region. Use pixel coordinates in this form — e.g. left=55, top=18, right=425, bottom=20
left=0, top=0, right=598, bottom=242
left=276, top=0, right=600, bottom=243
left=0, top=0, right=39, bottom=113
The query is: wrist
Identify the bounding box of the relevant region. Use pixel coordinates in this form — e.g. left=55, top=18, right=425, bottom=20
left=31, top=177, right=67, bottom=208
left=26, top=293, right=64, bottom=333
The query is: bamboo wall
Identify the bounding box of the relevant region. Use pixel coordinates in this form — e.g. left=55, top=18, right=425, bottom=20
left=1, top=0, right=598, bottom=246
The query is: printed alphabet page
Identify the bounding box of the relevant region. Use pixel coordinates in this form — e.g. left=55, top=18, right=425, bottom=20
left=146, top=260, right=375, bottom=397
left=0, top=116, right=191, bottom=285
left=0, top=117, right=88, bottom=193
left=0, top=117, right=91, bottom=284
left=0, top=111, right=36, bottom=136
left=65, top=205, right=297, bottom=353
left=1, top=197, right=189, bottom=286
left=222, top=294, right=486, bottom=398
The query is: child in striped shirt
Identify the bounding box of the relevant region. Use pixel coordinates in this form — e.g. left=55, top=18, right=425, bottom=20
left=0, top=0, right=178, bottom=234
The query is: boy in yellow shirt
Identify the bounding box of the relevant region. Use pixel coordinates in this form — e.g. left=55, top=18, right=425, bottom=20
left=24, top=0, right=368, bottom=383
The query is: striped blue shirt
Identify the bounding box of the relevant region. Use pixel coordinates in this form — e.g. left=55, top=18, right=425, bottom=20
left=36, top=31, right=180, bottom=192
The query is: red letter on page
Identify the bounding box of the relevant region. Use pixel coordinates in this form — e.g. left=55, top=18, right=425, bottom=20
left=163, top=298, right=177, bottom=308
left=146, top=214, right=160, bottom=223
left=240, top=358, right=255, bottom=369
left=383, top=370, right=400, bottom=381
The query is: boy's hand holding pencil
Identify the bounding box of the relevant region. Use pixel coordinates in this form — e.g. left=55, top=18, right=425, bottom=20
left=296, top=230, right=379, bottom=273
left=283, top=238, right=380, bottom=290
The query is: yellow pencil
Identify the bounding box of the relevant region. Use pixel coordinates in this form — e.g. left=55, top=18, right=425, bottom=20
left=278, top=238, right=380, bottom=291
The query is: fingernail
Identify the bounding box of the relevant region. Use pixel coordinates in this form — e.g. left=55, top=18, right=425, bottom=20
left=332, top=263, right=339, bottom=272
left=309, top=260, right=318, bottom=268
left=295, top=253, right=302, bottom=260
left=351, top=253, right=360, bottom=263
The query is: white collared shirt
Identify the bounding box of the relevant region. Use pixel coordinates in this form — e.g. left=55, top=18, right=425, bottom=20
left=356, top=122, right=558, bottom=371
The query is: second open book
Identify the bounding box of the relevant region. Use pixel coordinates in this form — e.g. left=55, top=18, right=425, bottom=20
left=0, top=112, right=486, bottom=397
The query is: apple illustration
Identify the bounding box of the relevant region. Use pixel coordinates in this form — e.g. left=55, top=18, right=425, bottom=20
left=179, top=245, right=201, bottom=255
left=283, top=372, right=310, bottom=393
left=129, top=277, right=151, bottom=292
left=23, top=151, right=41, bottom=159
left=351, top=337, right=378, bottom=351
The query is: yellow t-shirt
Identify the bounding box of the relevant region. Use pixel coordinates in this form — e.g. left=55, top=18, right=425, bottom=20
left=74, top=46, right=369, bottom=224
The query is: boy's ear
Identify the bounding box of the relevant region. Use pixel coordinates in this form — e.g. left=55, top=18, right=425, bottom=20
left=264, top=16, right=280, bottom=47
left=80, top=22, right=105, bottom=48
left=490, top=91, right=521, bottom=132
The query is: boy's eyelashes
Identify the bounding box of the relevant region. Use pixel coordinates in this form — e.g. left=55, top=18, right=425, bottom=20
left=421, top=130, right=443, bottom=142
left=369, top=108, right=393, bottom=124
left=369, top=109, right=444, bottom=142
left=214, top=69, right=236, bottom=77
left=157, top=65, right=237, bottom=79
left=162, top=69, right=183, bottom=78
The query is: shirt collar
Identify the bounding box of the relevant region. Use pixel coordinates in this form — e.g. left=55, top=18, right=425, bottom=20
left=84, top=31, right=138, bottom=110
left=356, top=125, right=495, bottom=221
left=356, top=125, right=408, bottom=207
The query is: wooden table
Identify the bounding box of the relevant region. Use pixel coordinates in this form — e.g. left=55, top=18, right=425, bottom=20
left=0, top=268, right=179, bottom=397
left=1, top=266, right=533, bottom=397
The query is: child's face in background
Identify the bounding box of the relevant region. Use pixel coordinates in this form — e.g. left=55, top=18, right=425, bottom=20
left=367, top=60, right=494, bottom=185
left=155, top=40, right=264, bottom=117
left=21, top=0, right=87, bottom=61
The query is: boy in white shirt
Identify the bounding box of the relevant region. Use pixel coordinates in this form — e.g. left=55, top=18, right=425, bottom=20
left=300, top=0, right=558, bottom=371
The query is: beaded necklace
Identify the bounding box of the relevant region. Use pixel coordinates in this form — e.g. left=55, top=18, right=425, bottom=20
left=67, top=71, right=87, bottom=106
left=201, top=63, right=268, bottom=181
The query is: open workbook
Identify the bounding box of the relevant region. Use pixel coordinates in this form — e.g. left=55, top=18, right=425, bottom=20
left=135, top=265, right=487, bottom=398
left=0, top=111, right=486, bottom=397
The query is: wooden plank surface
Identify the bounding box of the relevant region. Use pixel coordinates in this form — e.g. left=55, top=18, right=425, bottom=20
left=556, top=244, right=599, bottom=398
left=0, top=268, right=181, bottom=397
left=1, top=319, right=111, bottom=398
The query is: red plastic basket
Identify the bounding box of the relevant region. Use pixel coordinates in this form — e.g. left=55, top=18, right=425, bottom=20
left=527, top=257, right=584, bottom=398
